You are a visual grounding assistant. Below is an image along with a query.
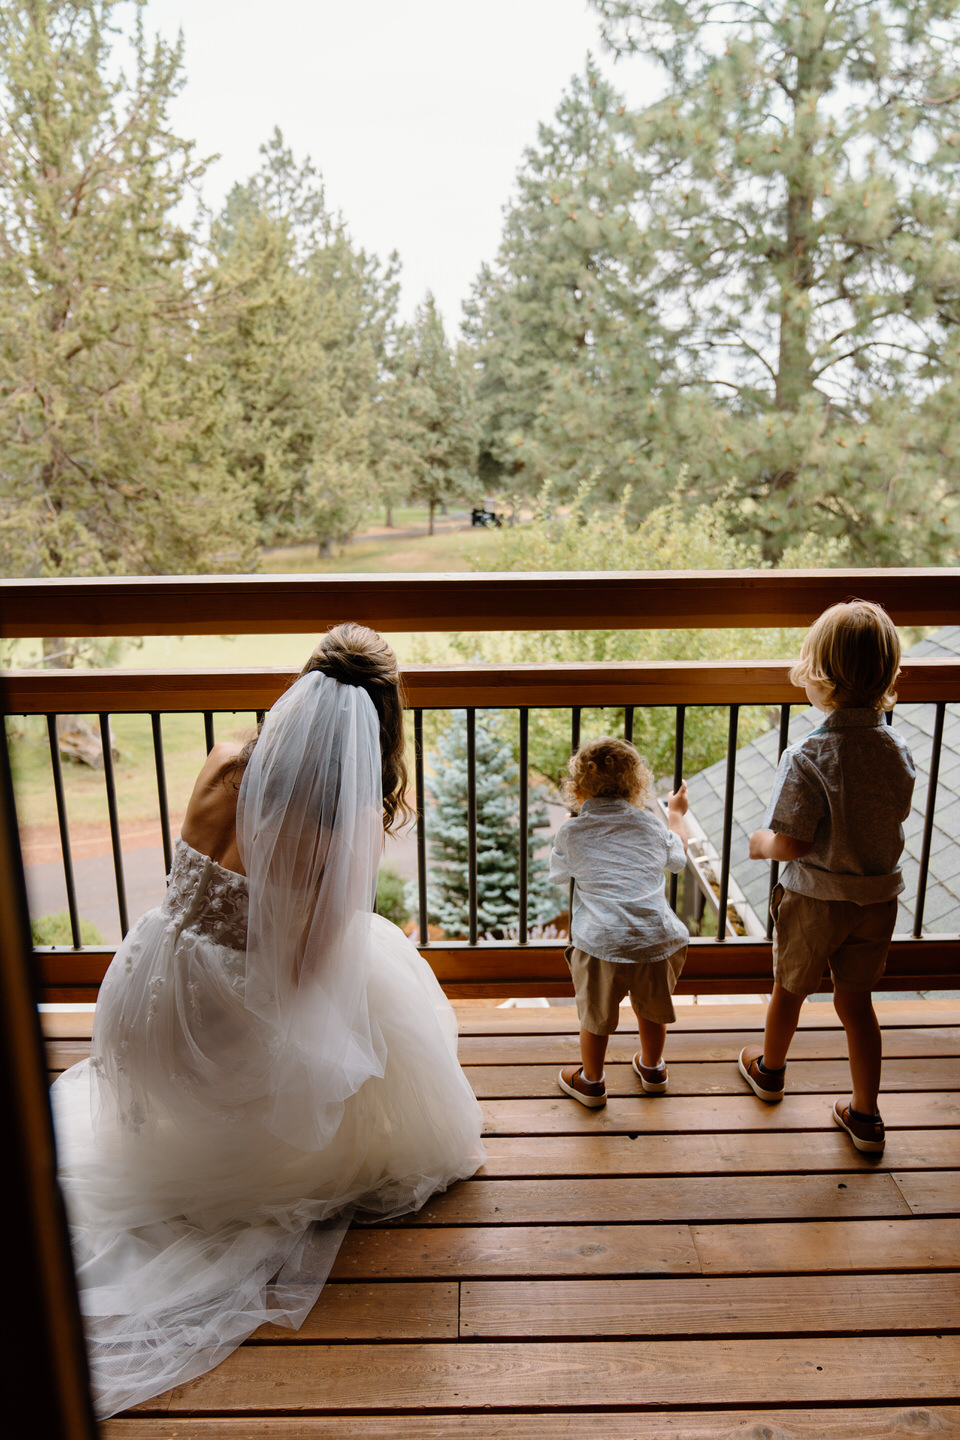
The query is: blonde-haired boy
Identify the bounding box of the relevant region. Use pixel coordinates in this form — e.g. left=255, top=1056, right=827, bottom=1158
left=741, top=599, right=915, bottom=1152
left=550, top=736, right=689, bottom=1107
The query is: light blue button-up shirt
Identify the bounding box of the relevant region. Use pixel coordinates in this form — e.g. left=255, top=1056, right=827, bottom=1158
left=549, top=797, right=689, bottom=964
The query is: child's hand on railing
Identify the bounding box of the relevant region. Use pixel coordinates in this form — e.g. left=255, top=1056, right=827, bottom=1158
left=667, top=780, right=688, bottom=817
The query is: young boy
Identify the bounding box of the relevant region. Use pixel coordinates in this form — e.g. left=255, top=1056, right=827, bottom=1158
left=550, top=736, right=689, bottom=1108
left=740, top=599, right=915, bottom=1152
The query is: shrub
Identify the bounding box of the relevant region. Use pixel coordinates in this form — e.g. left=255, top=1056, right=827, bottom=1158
left=31, top=912, right=104, bottom=946
left=376, top=865, right=412, bottom=928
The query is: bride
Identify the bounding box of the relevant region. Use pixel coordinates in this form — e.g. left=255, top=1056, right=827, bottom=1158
left=50, top=623, right=486, bottom=1418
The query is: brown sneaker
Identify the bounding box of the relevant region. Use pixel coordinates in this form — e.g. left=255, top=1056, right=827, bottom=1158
left=558, top=1064, right=606, bottom=1108
left=632, top=1054, right=668, bottom=1093
left=738, top=1045, right=785, bottom=1103
left=833, top=1100, right=885, bottom=1153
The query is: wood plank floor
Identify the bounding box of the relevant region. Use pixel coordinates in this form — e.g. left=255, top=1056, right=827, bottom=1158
left=43, top=999, right=960, bottom=1438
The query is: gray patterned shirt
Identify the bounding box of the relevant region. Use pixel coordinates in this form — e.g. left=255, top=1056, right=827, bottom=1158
left=765, top=708, right=915, bottom=904
left=549, top=797, right=689, bottom=963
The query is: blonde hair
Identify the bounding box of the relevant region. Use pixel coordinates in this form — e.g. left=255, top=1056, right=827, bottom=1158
left=789, top=599, right=901, bottom=712
left=564, top=736, right=652, bottom=807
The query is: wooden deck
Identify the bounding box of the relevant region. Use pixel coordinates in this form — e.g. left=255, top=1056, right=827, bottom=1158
left=43, top=999, right=960, bottom=1438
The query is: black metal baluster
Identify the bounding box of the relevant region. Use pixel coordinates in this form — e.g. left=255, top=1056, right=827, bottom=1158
left=414, top=709, right=428, bottom=946
left=623, top=705, right=634, bottom=743
left=467, top=709, right=478, bottom=946
left=151, top=713, right=173, bottom=878
left=99, top=714, right=129, bottom=937
left=766, top=703, right=793, bottom=940
left=716, top=705, right=739, bottom=941
left=668, top=705, right=686, bottom=913
left=45, top=716, right=82, bottom=948
left=913, top=702, right=944, bottom=937
left=204, top=712, right=216, bottom=755
left=568, top=707, right=582, bottom=932
left=518, top=707, right=529, bottom=944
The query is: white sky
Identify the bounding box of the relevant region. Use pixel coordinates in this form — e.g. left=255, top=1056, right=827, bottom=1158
left=140, top=0, right=660, bottom=334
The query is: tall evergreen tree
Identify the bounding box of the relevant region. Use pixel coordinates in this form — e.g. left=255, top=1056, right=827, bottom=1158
left=465, top=65, right=664, bottom=506
left=469, top=5, right=960, bottom=561
left=209, top=131, right=402, bottom=551
left=422, top=714, right=560, bottom=939
left=393, top=294, right=478, bottom=534
left=589, top=0, right=960, bottom=560
left=0, top=0, right=254, bottom=579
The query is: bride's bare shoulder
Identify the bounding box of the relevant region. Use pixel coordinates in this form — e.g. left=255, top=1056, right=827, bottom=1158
left=192, top=742, right=246, bottom=793
left=182, top=748, right=246, bottom=840
left=181, top=744, right=247, bottom=867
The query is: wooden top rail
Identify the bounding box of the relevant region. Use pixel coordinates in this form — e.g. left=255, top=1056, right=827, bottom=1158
left=5, top=657, right=960, bottom=713
left=2, top=568, right=959, bottom=638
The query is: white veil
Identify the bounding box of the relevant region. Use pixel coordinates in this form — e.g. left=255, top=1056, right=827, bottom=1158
left=237, top=669, right=388, bottom=1151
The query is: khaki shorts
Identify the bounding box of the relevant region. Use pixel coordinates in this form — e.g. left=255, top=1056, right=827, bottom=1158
left=565, top=945, right=686, bottom=1034
left=771, top=884, right=897, bottom=996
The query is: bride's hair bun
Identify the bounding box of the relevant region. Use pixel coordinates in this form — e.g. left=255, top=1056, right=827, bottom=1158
left=301, top=623, right=411, bottom=834
left=303, top=622, right=401, bottom=689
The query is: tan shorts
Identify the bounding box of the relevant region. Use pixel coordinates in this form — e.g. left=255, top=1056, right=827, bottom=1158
left=771, top=884, right=898, bottom=996
left=565, top=945, right=686, bottom=1034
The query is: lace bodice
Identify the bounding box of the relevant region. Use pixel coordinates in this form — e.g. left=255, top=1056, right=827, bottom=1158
left=161, top=838, right=248, bottom=951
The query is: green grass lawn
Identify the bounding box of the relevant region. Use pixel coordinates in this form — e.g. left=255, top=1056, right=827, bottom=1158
left=260, top=521, right=499, bottom=578
left=8, top=709, right=258, bottom=835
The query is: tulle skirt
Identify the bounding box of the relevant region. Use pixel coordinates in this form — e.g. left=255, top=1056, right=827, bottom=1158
left=51, top=911, right=485, bottom=1418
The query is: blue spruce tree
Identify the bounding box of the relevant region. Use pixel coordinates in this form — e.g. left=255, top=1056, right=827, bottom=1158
left=423, top=714, right=560, bottom=939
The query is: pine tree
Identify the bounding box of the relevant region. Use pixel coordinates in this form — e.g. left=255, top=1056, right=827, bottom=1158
left=393, top=294, right=478, bottom=534
left=588, top=0, right=960, bottom=560
left=208, top=131, right=402, bottom=551
left=422, top=714, right=561, bottom=940
left=0, top=0, right=254, bottom=579
left=464, top=64, right=664, bottom=507
left=469, top=5, right=960, bottom=561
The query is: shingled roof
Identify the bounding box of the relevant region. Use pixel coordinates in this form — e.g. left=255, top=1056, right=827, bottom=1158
left=684, top=625, right=960, bottom=944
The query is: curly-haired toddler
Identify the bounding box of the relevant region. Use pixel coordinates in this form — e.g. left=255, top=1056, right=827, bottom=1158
left=550, top=737, right=689, bottom=1107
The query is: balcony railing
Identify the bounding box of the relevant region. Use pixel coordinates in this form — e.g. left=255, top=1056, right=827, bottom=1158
left=3, top=569, right=959, bottom=1001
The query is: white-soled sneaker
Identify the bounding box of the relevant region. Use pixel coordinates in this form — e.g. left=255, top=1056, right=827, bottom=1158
left=558, top=1064, right=606, bottom=1108
left=632, top=1054, right=668, bottom=1093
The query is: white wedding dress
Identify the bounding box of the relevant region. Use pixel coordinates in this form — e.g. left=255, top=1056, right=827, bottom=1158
left=50, top=673, right=485, bottom=1419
